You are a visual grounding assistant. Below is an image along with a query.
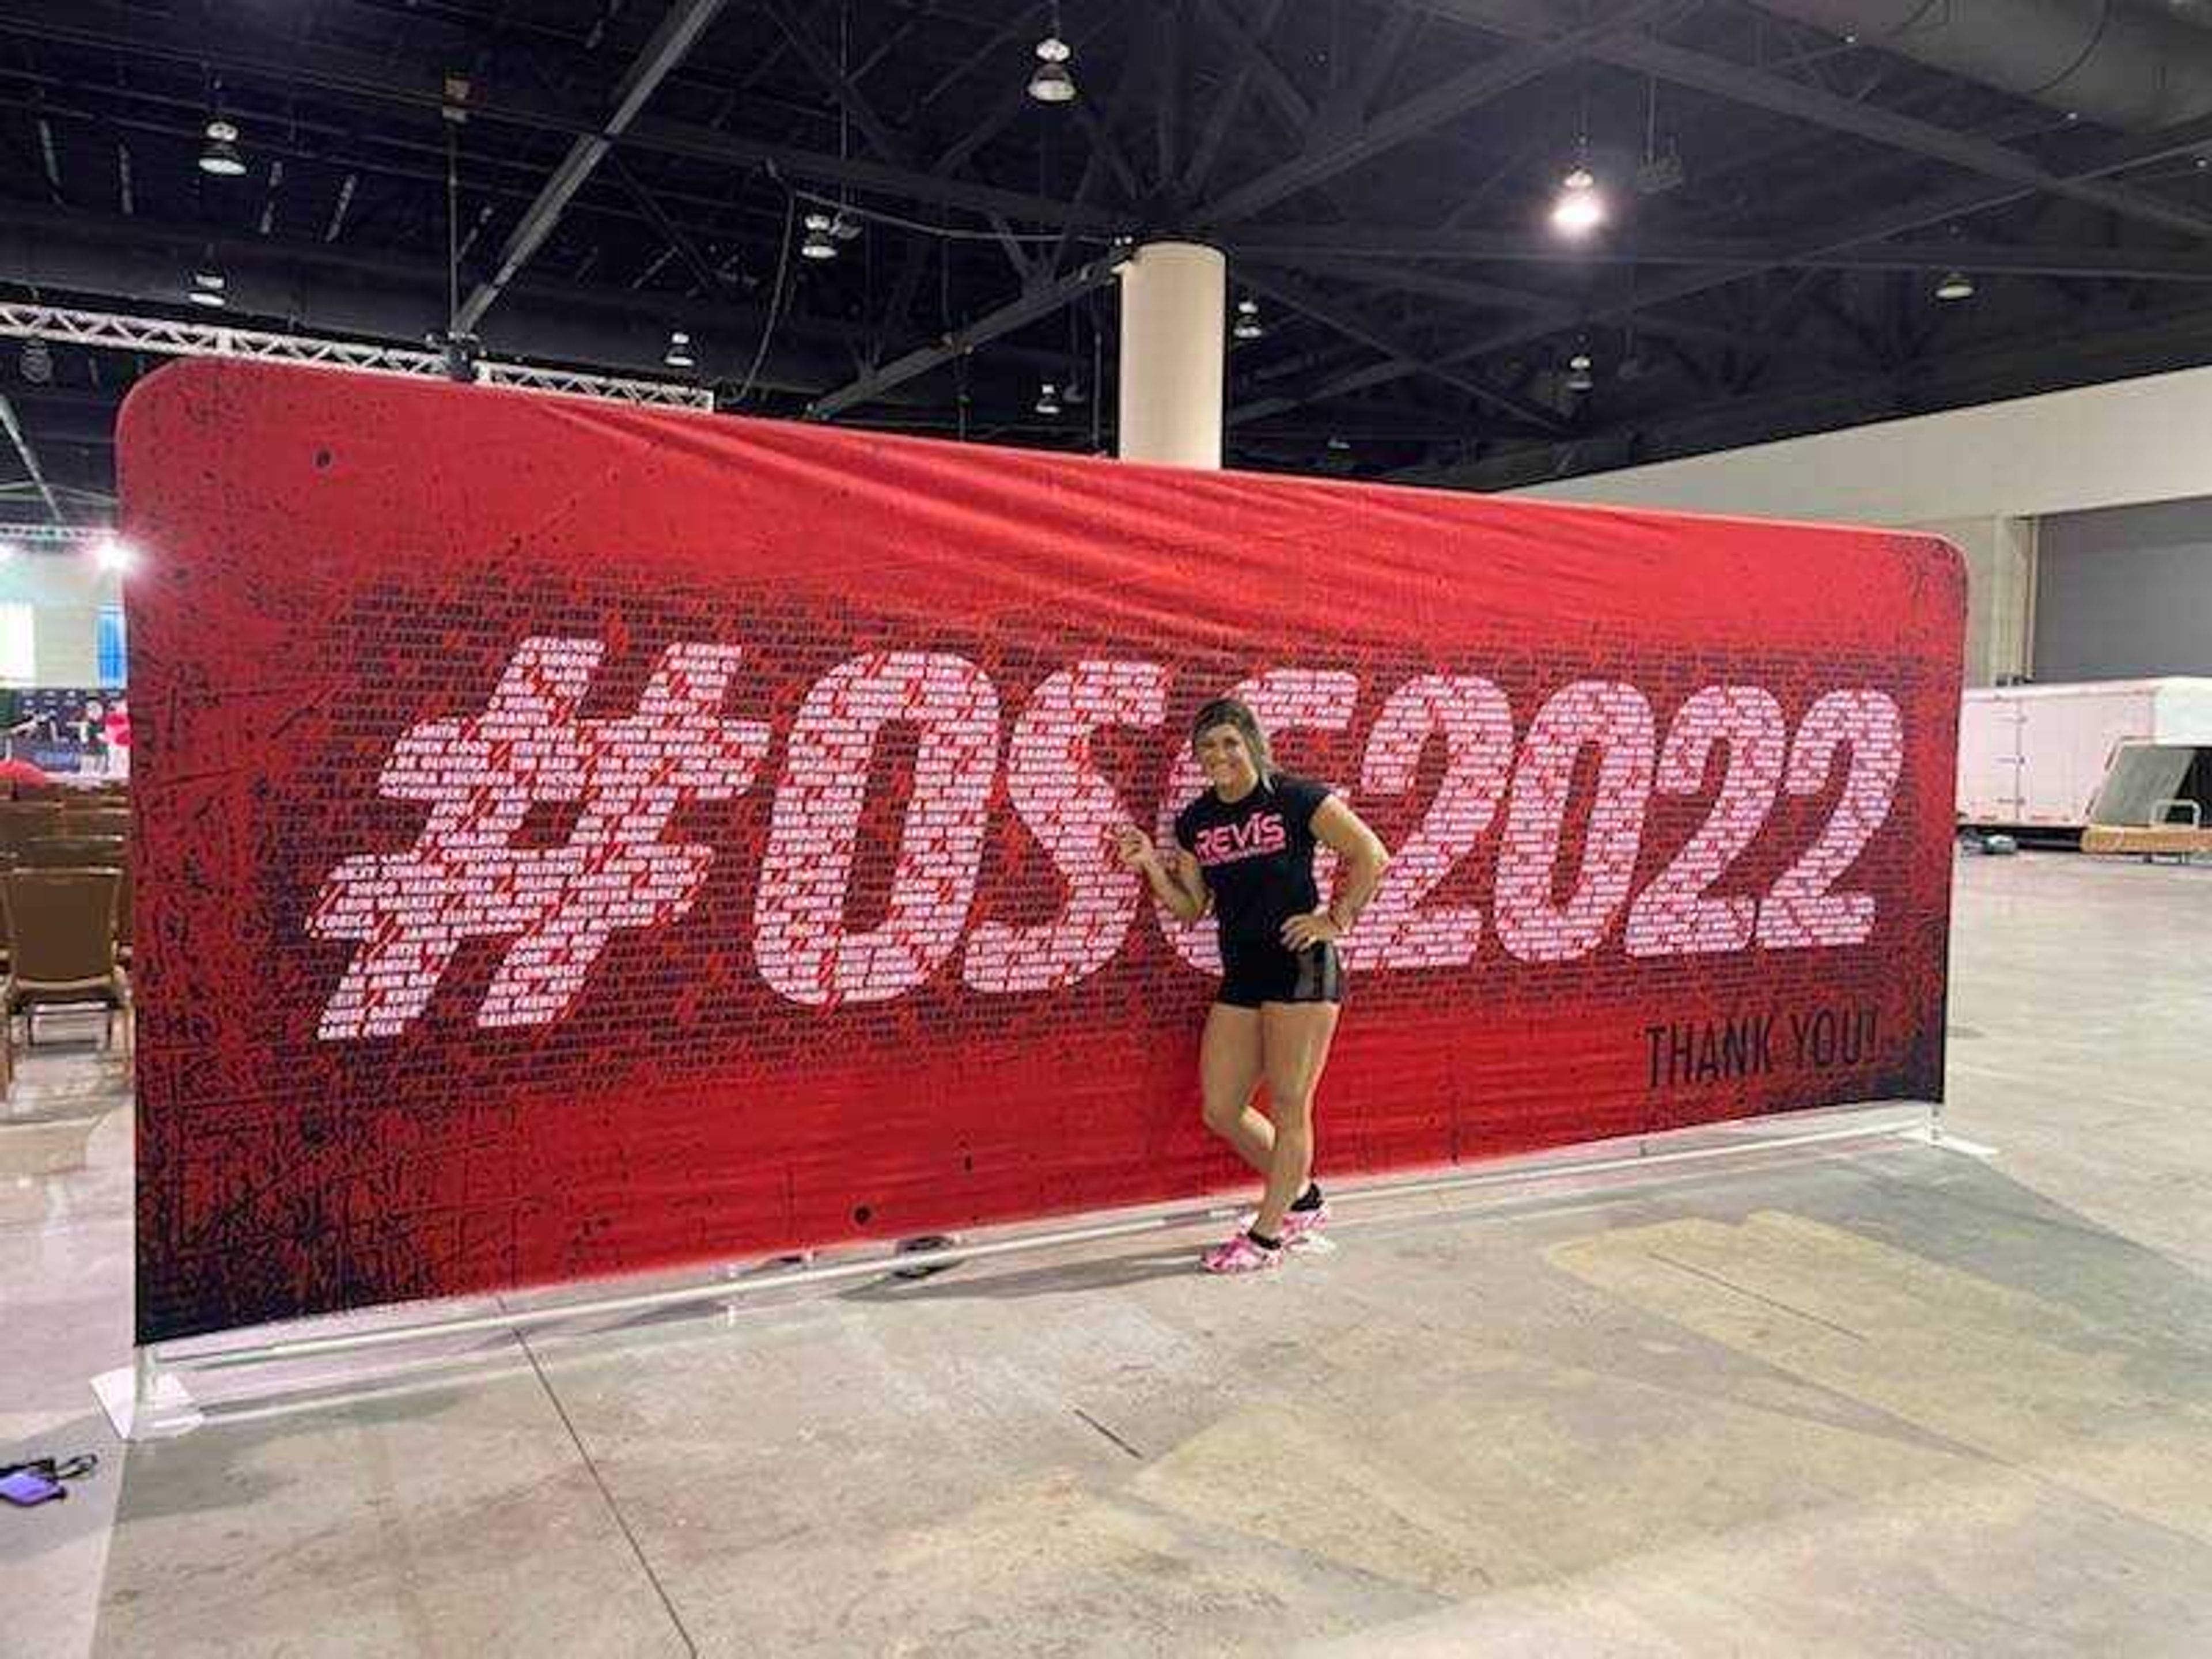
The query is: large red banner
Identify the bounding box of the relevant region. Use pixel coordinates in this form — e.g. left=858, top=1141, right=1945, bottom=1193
left=122, top=360, right=1963, bottom=1343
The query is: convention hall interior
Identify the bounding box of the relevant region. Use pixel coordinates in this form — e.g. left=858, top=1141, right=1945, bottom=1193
left=4, top=1, right=2212, bottom=1654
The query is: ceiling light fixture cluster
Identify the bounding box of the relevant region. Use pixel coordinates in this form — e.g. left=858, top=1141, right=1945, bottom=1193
left=1028, top=4, right=1076, bottom=103
left=800, top=209, right=862, bottom=261
left=1232, top=297, right=1264, bottom=342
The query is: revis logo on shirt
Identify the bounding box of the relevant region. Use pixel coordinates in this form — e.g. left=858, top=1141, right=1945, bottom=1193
left=1192, top=812, right=1289, bottom=866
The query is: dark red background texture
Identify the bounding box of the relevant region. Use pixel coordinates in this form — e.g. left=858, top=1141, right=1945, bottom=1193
left=120, top=359, right=1964, bottom=1343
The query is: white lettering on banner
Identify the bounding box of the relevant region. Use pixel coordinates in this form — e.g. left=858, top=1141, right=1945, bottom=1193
left=1150, top=669, right=1361, bottom=975
left=1494, top=681, right=1657, bottom=964
left=1756, top=689, right=1904, bottom=949
left=310, top=637, right=770, bottom=1038
left=963, top=661, right=1169, bottom=994
left=754, top=652, right=1001, bottom=1006
left=306, top=640, right=1912, bottom=1037
left=1624, top=685, right=1787, bottom=958
left=1346, top=675, right=1515, bottom=972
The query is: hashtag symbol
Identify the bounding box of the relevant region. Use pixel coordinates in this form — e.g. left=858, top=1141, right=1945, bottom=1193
left=310, top=637, right=770, bottom=1039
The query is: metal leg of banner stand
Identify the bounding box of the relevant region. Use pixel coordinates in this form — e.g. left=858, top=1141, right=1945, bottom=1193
left=92, top=1343, right=204, bottom=1442
left=97, top=1103, right=1983, bottom=1435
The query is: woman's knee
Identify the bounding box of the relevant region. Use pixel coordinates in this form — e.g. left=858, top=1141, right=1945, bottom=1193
left=1200, top=1091, right=1249, bottom=1135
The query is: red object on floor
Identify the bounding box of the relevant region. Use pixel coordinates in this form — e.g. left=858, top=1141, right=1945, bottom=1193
left=120, top=359, right=1964, bottom=1343
left=0, top=758, right=52, bottom=787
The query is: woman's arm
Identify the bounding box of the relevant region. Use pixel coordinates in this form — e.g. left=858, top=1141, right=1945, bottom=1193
left=1114, top=827, right=1211, bottom=923
left=1282, top=796, right=1391, bottom=949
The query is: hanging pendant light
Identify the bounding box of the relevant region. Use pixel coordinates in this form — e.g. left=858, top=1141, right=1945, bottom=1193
left=198, top=116, right=247, bottom=177
left=1029, top=6, right=1076, bottom=103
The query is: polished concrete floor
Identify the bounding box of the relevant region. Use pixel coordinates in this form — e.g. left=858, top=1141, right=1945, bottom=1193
left=5, top=852, right=2212, bottom=1657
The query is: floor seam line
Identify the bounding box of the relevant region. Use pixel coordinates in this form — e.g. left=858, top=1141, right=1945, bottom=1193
left=1643, top=1250, right=1872, bottom=1342
left=516, top=1331, right=700, bottom=1658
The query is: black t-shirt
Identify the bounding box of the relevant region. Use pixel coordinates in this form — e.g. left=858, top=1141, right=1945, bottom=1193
left=1174, top=773, right=1336, bottom=948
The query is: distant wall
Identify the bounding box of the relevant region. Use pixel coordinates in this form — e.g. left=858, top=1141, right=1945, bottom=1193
left=2035, top=497, right=2212, bottom=681
left=0, top=549, right=124, bottom=687
left=1508, top=365, right=2212, bottom=688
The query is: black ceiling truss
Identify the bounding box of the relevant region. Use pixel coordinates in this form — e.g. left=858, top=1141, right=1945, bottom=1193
left=5, top=0, right=2212, bottom=512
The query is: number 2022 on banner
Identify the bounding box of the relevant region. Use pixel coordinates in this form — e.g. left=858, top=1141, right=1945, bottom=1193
left=309, top=641, right=1907, bottom=1038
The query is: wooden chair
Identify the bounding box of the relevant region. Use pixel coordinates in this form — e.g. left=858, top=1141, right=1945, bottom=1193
left=19, top=840, right=131, bottom=965
left=20, top=835, right=127, bottom=869
left=59, top=810, right=131, bottom=842
left=0, top=802, right=62, bottom=853
left=4, top=868, right=127, bottom=1048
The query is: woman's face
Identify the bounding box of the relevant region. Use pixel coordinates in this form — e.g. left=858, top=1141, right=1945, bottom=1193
left=1194, top=722, right=1259, bottom=791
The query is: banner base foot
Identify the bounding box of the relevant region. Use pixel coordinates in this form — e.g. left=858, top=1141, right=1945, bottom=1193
left=93, top=1352, right=203, bottom=1442
left=1899, top=1120, right=1999, bottom=1159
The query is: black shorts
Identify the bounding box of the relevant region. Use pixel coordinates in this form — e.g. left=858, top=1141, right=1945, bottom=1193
left=1218, top=940, right=1344, bottom=1009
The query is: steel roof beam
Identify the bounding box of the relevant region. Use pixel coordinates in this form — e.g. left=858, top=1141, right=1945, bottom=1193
left=1195, top=0, right=1681, bottom=228
left=806, top=255, right=1126, bottom=420
left=1234, top=267, right=1567, bottom=430
left=0, top=6, right=1123, bottom=232
left=1403, top=0, right=2212, bottom=242
left=453, top=0, right=734, bottom=335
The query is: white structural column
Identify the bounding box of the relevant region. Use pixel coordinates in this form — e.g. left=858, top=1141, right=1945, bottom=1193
left=1117, top=241, right=1225, bottom=468
left=1905, top=514, right=2039, bottom=686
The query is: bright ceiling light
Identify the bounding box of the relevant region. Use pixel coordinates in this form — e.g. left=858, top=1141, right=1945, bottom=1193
left=1035, top=380, right=1062, bottom=416
left=92, top=535, right=139, bottom=575
left=1029, top=34, right=1077, bottom=103
left=664, top=329, right=696, bottom=370
left=186, top=268, right=228, bottom=308
left=800, top=211, right=839, bottom=261
left=0, top=539, right=21, bottom=563
left=1551, top=164, right=1605, bottom=236
left=1934, top=269, right=1975, bottom=302
left=1232, top=297, right=1264, bottom=342
left=198, top=118, right=247, bottom=177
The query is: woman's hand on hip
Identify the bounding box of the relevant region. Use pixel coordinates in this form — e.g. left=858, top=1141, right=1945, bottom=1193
left=1280, top=911, right=1342, bottom=950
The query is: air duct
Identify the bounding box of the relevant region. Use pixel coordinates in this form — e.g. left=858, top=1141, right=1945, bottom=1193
left=1753, top=1, right=2212, bottom=130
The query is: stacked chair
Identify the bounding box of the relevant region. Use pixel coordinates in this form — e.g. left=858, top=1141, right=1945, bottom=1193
left=2, top=794, right=133, bottom=1055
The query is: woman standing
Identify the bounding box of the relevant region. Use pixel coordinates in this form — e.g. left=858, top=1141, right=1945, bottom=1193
left=1116, top=698, right=1391, bottom=1274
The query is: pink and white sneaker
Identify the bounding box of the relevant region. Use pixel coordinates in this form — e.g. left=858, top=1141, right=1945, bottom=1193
left=1200, top=1231, right=1284, bottom=1275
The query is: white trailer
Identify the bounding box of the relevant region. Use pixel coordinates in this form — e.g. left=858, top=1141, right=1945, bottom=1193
left=1957, top=677, right=2212, bottom=831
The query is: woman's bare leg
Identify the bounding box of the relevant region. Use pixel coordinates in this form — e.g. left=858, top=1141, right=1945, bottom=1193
left=1200, top=1003, right=1273, bottom=1175
left=1252, top=1002, right=1340, bottom=1238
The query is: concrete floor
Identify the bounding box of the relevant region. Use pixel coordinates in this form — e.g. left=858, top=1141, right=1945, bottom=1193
left=5, top=851, right=2212, bottom=1657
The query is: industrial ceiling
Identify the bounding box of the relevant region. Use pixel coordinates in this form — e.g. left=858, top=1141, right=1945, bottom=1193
left=5, top=0, right=2212, bottom=523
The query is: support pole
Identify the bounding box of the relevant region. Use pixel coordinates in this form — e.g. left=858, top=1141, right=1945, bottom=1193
left=1117, top=241, right=1225, bottom=468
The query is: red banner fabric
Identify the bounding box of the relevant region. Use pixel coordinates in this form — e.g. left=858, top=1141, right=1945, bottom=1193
left=120, top=360, right=1964, bottom=1343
